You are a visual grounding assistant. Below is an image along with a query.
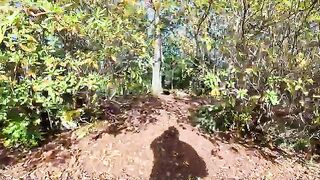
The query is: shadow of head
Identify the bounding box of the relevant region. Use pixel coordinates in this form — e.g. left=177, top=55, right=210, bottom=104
left=150, top=126, right=208, bottom=180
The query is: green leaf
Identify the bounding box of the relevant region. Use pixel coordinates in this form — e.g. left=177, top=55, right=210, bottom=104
left=265, top=90, right=279, bottom=106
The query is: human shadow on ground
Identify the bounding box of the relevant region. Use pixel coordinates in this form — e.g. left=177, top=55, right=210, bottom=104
left=150, top=126, right=208, bottom=180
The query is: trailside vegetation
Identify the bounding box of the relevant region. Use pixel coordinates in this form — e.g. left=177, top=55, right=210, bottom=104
left=0, top=0, right=319, bottom=155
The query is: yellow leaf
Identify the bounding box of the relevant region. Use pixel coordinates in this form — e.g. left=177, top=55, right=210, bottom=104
left=19, top=43, right=36, bottom=52
left=210, top=88, right=220, bottom=97
left=62, top=109, right=82, bottom=122
left=26, top=70, right=36, bottom=78
left=62, top=111, right=73, bottom=122
left=3, top=140, right=10, bottom=147
left=73, top=125, right=93, bottom=139
left=111, top=55, right=117, bottom=62
left=92, top=62, right=99, bottom=69
left=32, top=85, right=40, bottom=92
left=57, top=76, right=64, bottom=80
left=306, top=79, right=314, bottom=84
left=154, top=1, right=161, bottom=11
left=251, top=95, right=261, bottom=100
left=43, top=79, right=51, bottom=86
left=34, top=118, right=41, bottom=125
left=206, top=43, right=212, bottom=51
left=0, top=75, right=8, bottom=81
left=0, top=0, right=9, bottom=6
left=313, top=95, right=320, bottom=99
left=73, top=109, right=82, bottom=117
left=0, top=25, right=6, bottom=44
left=245, top=68, right=253, bottom=74
left=124, top=0, right=136, bottom=5
left=25, top=35, right=38, bottom=43
left=107, top=81, right=114, bottom=88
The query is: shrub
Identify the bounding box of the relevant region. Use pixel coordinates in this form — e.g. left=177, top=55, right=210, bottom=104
left=193, top=0, right=320, bottom=152
left=0, top=0, right=150, bottom=147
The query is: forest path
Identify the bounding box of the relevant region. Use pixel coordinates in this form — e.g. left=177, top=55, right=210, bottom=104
left=0, top=94, right=319, bottom=179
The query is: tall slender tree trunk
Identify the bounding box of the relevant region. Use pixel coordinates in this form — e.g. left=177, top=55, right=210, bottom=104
left=151, top=8, right=163, bottom=96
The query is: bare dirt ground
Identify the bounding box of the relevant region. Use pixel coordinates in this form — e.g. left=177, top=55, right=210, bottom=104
left=0, top=94, right=319, bottom=179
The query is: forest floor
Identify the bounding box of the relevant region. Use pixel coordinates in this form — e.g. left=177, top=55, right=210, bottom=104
left=0, top=94, right=320, bottom=180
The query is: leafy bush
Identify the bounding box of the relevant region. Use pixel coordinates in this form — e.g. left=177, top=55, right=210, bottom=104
left=192, top=0, right=320, bottom=152
left=0, top=0, right=150, bottom=147
left=195, top=104, right=233, bottom=133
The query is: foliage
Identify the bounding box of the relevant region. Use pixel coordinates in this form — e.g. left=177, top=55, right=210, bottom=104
left=0, top=0, right=320, bottom=154
left=193, top=0, right=320, bottom=152
left=195, top=104, right=233, bottom=133
left=0, top=0, right=150, bottom=147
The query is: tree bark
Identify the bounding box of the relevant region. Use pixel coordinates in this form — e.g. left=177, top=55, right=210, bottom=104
left=151, top=8, right=163, bottom=96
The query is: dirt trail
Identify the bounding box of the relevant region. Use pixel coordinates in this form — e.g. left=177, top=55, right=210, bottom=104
left=0, top=94, right=319, bottom=179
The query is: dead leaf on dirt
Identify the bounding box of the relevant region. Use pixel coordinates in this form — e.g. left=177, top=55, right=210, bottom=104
left=72, top=124, right=94, bottom=140
left=230, top=146, right=239, bottom=153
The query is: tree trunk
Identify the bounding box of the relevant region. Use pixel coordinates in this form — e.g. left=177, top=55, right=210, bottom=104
left=151, top=8, right=163, bottom=96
